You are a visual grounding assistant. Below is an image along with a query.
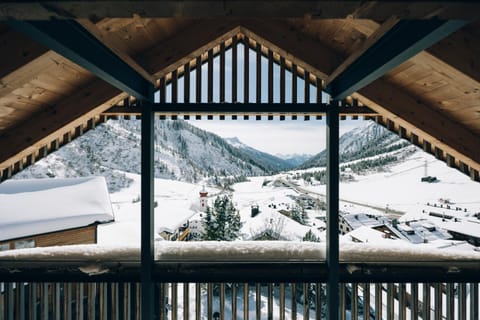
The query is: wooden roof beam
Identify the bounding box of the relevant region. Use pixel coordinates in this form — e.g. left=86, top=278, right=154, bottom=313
left=9, top=19, right=155, bottom=100
left=326, top=19, right=468, bottom=100
left=0, top=2, right=479, bottom=21
left=0, top=21, right=243, bottom=170
left=239, top=20, right=480, bottom=172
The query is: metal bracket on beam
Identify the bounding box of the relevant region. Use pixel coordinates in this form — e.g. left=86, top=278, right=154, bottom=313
left=9, top=19, right=153, bottom=100
left=326, top=19, right=467, bottom=100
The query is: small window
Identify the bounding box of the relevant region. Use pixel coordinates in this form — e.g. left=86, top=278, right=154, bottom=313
left=14, top=239, right=35, bottom=249
left=0, top=243, right=10, bottom=251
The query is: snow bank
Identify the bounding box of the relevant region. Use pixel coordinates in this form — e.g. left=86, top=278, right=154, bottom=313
left=0, top=242, right=478, bottom=263
left=0, top=177, right=114, bottom=241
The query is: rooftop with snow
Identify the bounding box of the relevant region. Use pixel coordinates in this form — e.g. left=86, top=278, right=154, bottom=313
left=0, top=176, right=114, bottom=242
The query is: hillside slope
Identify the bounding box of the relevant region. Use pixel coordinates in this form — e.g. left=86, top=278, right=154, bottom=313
left=14, top=119, right=285, bottom=191
left=299, top=121, right=410, bottom=169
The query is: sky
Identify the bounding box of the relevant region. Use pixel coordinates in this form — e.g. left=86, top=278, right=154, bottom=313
left=188, top=118, right=366, bottom=156
left=155, top=42, right=368, bottom=156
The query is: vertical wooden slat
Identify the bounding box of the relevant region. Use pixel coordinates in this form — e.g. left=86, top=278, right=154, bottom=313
left=302, top=284, right=308, bottom=320
left=88, top=283, right=95, bottom=319
left=64, top=283, right=71, bottom=320
left=196, top=56, right=202, bottom=103
left=411, top=283, right=418, bottom=320
left=304, top=70, right=310, bottom=103
left=280, top=57, right=286, bottom=104
left=446, top=283, right=454, bottom=320
left=387, top=283, right=394, bottom=320
left=268, top=49, right=274, bottom=103
left=434, top=283, right=442, bottom=320
left=232, top=284, right=237, bottom=320
left=458, top=283, right=466, bottom=320
left=268, top=283, right=273, bottom=320
left=399, top=283, right=406, bottom=320
left=423, top=283, right=431, bottom=320
left=244, top=36, right=250, bottom=103
left=207, top=48, right=213, bottom=103
left=244, top=283, right=249, bottom=320
left=18, top=282, right=25, bottom=320
left=290, top=283, right=296, bottom=320
left=232, top=35, right=238, bottom=103
left=339, top=284, right=346, bottom=320
left=195, top=283, right=201, bottom=320
left=292, top=63, right=297, bottom=103
left=220, top=43, right=226, bottom=103
left=184, top=62, right=190, bottom=103
left=7, top=283, right=14, bottom=320
left=316, top=77, right=322, bottom=104
left=256, top=42, right=261, bottom=103
left=207, top=283, right=213, bottom=320
left=78, top=283, right=84, bottom=320
left=471, top=283, right=479, bottom=320
left=256, top=284, right=261, bottom=320
left=172, top=70, right=178, bottom=103
left=279, top=283, right=285, bottom=320
left=351, top=283, right=358, bottom=320
left=55, top=283, right=61, bottom=320
left=363, top=283, right=370, bottom=320
left=30, top=283, right=38, bottom=320
left=375, top=283, right=382, bottom=320
left=183, top=283, right=189, bottom=320
left=159, top=77, right=166, bottom=104
left=220, top=283, right=225, bottom=320
left=171, top=283, right=178, bottom=320
left=315, top=283, right=321, bottom=320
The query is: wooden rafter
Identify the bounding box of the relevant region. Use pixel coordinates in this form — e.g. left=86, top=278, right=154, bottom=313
left=0, top=1, right=478, bottom=20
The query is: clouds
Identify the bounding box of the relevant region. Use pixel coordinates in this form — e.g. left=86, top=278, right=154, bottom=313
left=188, top=118, right=367, bottom=155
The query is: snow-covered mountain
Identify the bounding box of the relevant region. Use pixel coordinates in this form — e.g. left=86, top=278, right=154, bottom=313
left=276, top=153, right=313, bottom=167
left=299, top=121, right=410, bottom=169
left=14, top=119, right=283, bottom=191
left=224, top=137, right=293, bottom=172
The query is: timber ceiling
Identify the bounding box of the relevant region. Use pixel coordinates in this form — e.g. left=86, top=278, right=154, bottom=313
left=0, top=1, right=479, bottom=181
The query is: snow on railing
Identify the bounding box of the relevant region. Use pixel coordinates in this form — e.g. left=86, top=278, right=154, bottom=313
left=0, top=241, right=479, bottom=262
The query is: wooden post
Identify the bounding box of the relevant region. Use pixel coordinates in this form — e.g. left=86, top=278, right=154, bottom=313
left=326, top=99, right=340, bottom=320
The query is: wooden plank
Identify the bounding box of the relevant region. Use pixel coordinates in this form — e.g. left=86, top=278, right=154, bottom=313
left=220, top=42, right=225, bottom=103
left=171, top=69, right=178, bottom=103
left=184, top=62, right=190, bottom=103
left=256, top=42, right=261, bottom=103
left=292, top=63, right=297, bottom=103
left=280, top=56, right=286, bottom=103
left=240, top=20, right=340, bottom=80
left=0, top=27, right=48, bottom=79
left=196, top=56, right=202, bottom=103
left=244, top=36, right=250, bottom=103
left=208, top=48, right=213, bottom=103
left=2, top=2, right=478, bottom=20
left=268, top=49, right=273, bottom=103
left=0, top=78, right=127, bottom=170
left=326, top=16, right=399, bottom=85
left=355, top=80, right=480, bottom=171
left=137, top=20, right=240, bottom=79
left=232, top=35, right=238, bottom=103
left=159, top=76, right=166, bottom=103
left=304, top=70, right=310, bottom=103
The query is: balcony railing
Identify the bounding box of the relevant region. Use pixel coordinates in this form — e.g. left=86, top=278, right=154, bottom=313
left=0, top=242, right=479, bottom=319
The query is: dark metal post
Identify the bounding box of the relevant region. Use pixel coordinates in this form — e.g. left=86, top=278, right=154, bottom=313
left=141, top=85, right=155, bottom=320
left=326, top=99, right=340, bottom=320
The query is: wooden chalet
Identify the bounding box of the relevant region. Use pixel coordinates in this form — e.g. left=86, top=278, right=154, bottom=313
left=0, top=176, right=114, bottom=251
left=0, top=1, right=479, bottom=319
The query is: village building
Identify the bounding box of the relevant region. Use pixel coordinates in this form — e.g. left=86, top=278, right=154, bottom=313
left=339, top=212, right=390, bottom=235
left=0, top=177, right=114, bottom=251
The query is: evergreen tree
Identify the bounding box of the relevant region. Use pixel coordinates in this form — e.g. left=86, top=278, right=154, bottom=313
left=202, top=195, right=241, bottom=241
left=303, top=230, right=321, bottom=242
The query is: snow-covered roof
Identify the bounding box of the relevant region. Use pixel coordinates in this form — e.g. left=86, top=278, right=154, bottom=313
left=0, top=177, right=114, bottom=241
left=347, top=226, right=394, bottom=243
